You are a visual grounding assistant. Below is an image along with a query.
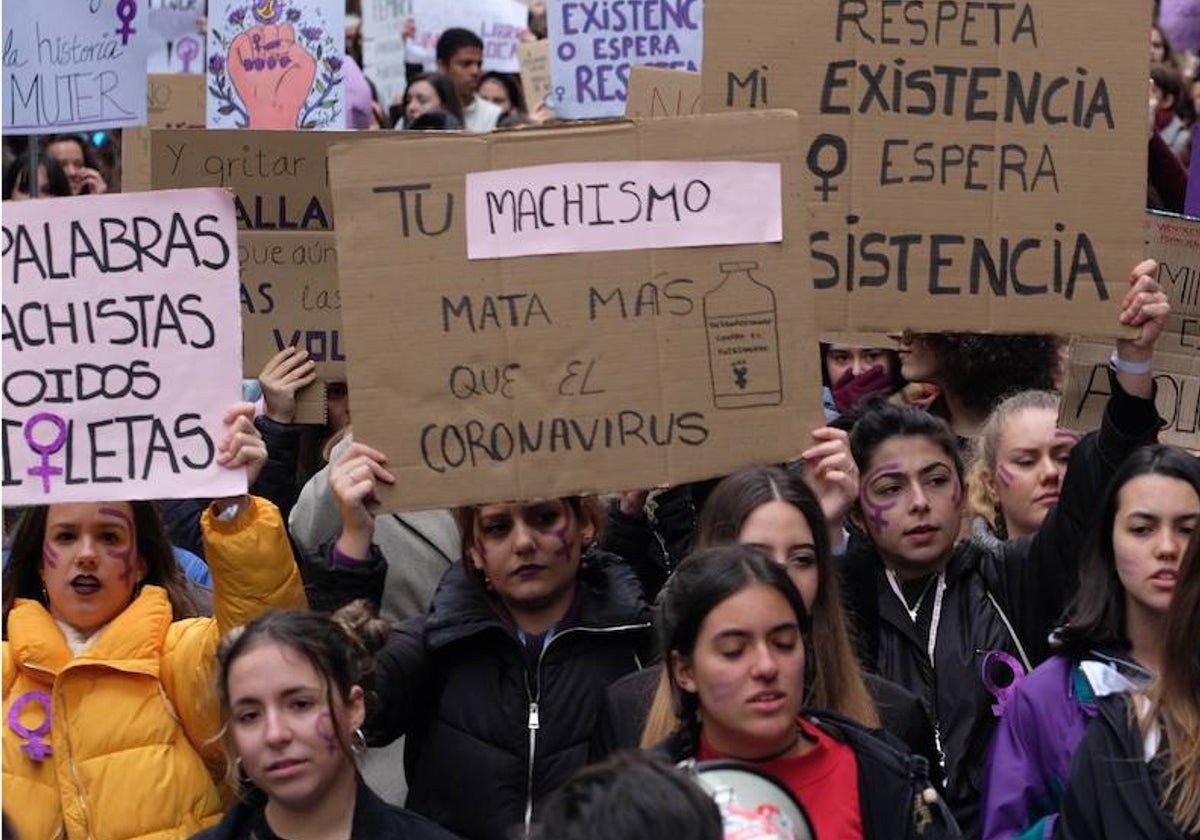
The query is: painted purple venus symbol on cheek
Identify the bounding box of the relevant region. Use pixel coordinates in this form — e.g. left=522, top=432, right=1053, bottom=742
left=860, top=461, right=902, bottom=533
left=7, top=691, right=52, bottom=761
left=315, top=712, right=337, bottom=752
left=551, top=524, right=572, bottom=562
left=98, top=508, right=136, bottom=581
left=24, top=413, right=67, bottom=494
left=995, top=465, right=1015, bottom=488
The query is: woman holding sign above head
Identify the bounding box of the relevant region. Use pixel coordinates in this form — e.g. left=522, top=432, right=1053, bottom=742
left=840, top=259, right=1169, bottom=839
left=1, top=403, right=307, bottom=840
left=306, top=443, right=655, bottom=840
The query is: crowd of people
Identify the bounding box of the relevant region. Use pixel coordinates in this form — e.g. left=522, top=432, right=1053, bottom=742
left=4, top=3, right=1200, bottom=840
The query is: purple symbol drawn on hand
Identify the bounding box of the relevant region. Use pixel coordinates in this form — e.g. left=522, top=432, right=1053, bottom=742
left=981, top=650, right=1027, bottom=717
left=24, top=413, right=67, bottom=494
left=860, top=461, right=901, bottom=533
left=7, top=691, right=52, bottom=761
left=176, top=36, right=200, bottom=73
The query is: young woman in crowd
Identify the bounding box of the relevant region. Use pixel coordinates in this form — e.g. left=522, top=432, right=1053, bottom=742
left=655, top=543, right=960, bottom=840
left=1055, top=518, right=1200, bottom=840
left=966, top=391, right=1078, bottom=546
left=478, top=72, right=526, bottom=122
left=593, top=459, right=940, bottom=776
left=192, top=608, right=457, bottom=840
left=891, top=331, right=1063, bottom=439
left=981, top=445, right=1200, bottom=840
left=840, top=259, right=1167, bottom=838
left=393, top=73, right=464, bottom=130
left=2, top=405, right=307, bottom=840
left=2, top=152, right=71, bottom=200
left=821, top=337, right=905, bottom=421
left=304, top=442, right=655, bottom=839
left=44, top=133, right=108, bottom=195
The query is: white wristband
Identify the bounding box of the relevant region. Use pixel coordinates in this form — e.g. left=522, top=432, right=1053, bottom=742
left=1109, top=350, right=1152, bottom=375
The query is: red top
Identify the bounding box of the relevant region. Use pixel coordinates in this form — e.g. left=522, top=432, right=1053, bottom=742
left=700, top=717, right=866, bottom=840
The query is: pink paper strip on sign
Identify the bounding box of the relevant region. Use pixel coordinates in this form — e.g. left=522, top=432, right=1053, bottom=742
left=466, top=161, right=782, bottom=259
left=1, top=188, right=245, bottom=504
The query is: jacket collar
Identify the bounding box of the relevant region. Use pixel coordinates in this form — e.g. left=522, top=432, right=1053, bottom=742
left=423, top=550, right=650, bottom=650
left=8, top=586, right=173, bottom=677
left=208, top=776, right=406, bottom=839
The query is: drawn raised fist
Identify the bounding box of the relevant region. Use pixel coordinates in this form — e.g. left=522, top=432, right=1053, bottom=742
left=228, top=24, right=316, bottom=129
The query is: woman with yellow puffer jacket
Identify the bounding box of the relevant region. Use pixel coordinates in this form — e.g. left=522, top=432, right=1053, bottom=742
left=1, top=404, right=307, bottom=840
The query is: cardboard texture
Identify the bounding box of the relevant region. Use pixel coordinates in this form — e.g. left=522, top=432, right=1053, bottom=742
left=1061, top=211, right=1200, bottom=448
left=150, top=129, right=378, bottom=383
left=122, top=75, right=207, bottom=193
left=701, top=0, right=1149, bottom=336
left=625, top=67, right=702, bottom=119
left=518, top=40, right=552, bottom=110
left=328, top=111, right=823, bottom=511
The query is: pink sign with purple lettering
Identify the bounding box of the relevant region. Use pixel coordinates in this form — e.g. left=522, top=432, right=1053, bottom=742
left=1, top=189, right=245, bottom=504
left=465, top=161, right=782, bottom=260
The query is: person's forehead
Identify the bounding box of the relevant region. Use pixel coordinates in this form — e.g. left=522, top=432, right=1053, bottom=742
left=452, top=46, right=483, bottom=63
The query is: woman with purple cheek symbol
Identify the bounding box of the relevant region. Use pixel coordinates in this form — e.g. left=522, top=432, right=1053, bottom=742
left=840, top=258, right=1170, bottom=840
left=313, top=442, right=655, bottom=840
left=190, top=608, right=458, bottom=840
left=2, top=403, right=307, bottom=840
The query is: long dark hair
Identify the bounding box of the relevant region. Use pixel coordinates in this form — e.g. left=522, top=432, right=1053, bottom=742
left=849, top=400, right=964, bottom=482
left=659, top=544, right=812, bottom=737
left=2, top=152, right=71, bottom=199
left=2, top=501, right=199, bottom=632
left=1056, top=445, right=1200, bottom=657
left=400, top=72, right=464, bottom=125
left=696, top=466, right=877, bottom=726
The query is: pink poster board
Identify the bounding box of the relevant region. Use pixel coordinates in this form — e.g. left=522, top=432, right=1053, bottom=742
left=2, top=189, right=246, bottom=504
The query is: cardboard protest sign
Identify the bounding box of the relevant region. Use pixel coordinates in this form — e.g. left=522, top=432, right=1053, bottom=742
left=2, top=0, right=150, bottom=134
left=518, top=39, right=552, bottom=110
left=409, top=0, right=528, bottom=74
left=328, top=111, right=822, bottom=511
left=702, top=0, right=1147, bottom=337
left=207, top=0, right=346, bottom=129
left=361, top=0, right=413, bottom=113
left=150, top=129, right=375, bottom=388
left=1061, top=211, right=1200, bottom=448
left=1, top=189, right=245, bottom=504
left=625, top=66, right=701, bottom=118
left=148, top=0, right=206, bottom=74
left=122, top=74, right=206, bottom=193
left=547, top=0, right=703, bottom=119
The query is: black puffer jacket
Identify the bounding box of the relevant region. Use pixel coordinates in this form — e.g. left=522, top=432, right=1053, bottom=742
left=840, top=372, right=1160, bottom=839
left=365, top=556, right=655, bottom=840
left=1056, top=695, right=1200, bottom=840
left=655, top=710, right=962, bottom=840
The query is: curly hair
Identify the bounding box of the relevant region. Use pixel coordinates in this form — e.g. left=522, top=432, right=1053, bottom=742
left=921, top=333, right=1063, bottom=417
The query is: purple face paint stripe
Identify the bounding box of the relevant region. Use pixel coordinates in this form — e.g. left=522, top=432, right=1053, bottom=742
left=98, top=507, right=136, bottom=582
left=42, top=545, right=59, bottom=568
left=995, top=465, right=1015, bottom=488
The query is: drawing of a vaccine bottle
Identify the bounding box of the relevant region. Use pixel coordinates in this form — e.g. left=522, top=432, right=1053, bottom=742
left=704, top=260, right=783, bottom=409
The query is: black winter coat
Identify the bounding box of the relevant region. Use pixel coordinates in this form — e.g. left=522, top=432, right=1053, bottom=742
left=189, top=777, right=460, bottom=840
left=366, top=557, right=655, bottom=840
left=1056, top=695, right=1199, bottom=840
left=655, top=711, right=963, bottom=840
left=839, top=372, right=1160, bottom=839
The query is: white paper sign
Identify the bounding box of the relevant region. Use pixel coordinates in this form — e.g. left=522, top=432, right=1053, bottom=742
left=361, top=0, right=411, bottom=110
left=2, top=0, right=151, bottom=134
left=409, top=0, right=528, bottom=74
left=147, top=0, right=206, bottom=74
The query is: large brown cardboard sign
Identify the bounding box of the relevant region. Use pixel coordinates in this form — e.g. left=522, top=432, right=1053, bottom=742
left=1061, top=212, right=1200, bottom=447
left=702, top=0, right=1148, bottom=336
left=150, top=130, right=376, bottom=382
left=121, top=75, right=206, bottom=192
left=328, top=112, right=823, bottom=511
left=625, top=67, right=702, bottom=119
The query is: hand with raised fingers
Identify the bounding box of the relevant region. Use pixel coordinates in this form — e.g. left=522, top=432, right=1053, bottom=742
left=214, top=402, right=269, bottom=511
left=330, top=442, right=396, bottom=559
left=259, top=346, right=318, bottom=423
left=799, top=426, right=859, bottom=530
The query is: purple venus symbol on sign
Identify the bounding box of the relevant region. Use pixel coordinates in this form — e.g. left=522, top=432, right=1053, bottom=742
left=176, top=36, right=200, bottom=73
left=24, top=413, right=67, bottom=494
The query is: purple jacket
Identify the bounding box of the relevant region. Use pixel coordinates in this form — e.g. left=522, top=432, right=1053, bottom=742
left=981, top=654, right=1147, bottom=840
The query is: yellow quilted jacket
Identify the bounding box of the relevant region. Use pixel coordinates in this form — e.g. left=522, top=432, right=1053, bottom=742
left=2, top=497, right=307, bottom=840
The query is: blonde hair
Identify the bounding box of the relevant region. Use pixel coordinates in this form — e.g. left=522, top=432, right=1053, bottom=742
left=967, top=390, right=1062, bottom=535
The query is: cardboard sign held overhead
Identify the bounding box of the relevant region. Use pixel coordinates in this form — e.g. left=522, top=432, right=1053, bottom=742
left=328, top=111, right=822, bottom=511
left=1, top=189, right=245, bottom=503
left=151, top=129, right=376, bottom=381
left=702, top=0, right=1147, bottom=336
left=625, top=67, right=702, bottom=119
left=361, top=0, right=413, bottom=113
left=518, top=40, right=552, bottom=109
left=122, top=74, right=207, bottom=193
left=1061, top=211, right=1200, bottom=448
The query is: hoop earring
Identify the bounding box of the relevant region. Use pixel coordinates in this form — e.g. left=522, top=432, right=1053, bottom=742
left=352, top=727, right=367, bottom=755
left=234, top=756, right=252, bottom=786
